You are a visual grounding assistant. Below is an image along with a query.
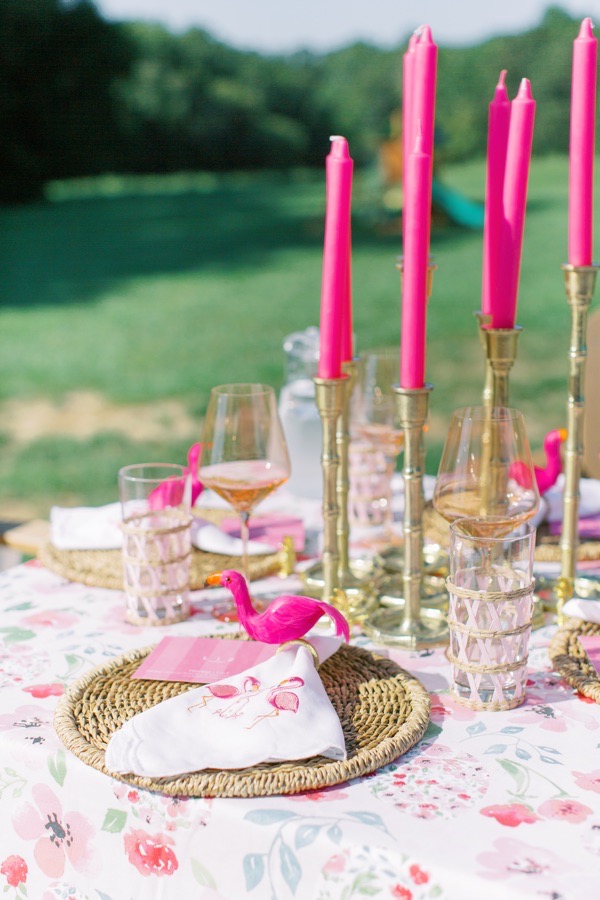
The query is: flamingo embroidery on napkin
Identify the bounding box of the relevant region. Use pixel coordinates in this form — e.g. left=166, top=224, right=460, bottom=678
left=186, top=674, right=305, bottom=727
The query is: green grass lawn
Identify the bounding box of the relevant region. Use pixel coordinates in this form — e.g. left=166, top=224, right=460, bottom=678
left=0, top=156, right=589, bottom=514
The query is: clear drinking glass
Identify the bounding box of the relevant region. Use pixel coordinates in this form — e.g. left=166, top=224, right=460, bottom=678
left=350, top=348, right=404, bottom=542
left=119, top=463, right=192, bottom=626
left=448, top=517, right=536, bottom=710
left=433, top=406, right=540, bottom=537
left=199, top=384, right=291, bottom=584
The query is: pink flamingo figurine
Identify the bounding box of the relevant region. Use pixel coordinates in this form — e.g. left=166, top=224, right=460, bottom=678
left=148, top=443, right=204, bottom=509
left=509, top=428, right=567, bottom=495
left=534, top=428, right=567, bottom=494
left=205, top=570, right=350, bottom=643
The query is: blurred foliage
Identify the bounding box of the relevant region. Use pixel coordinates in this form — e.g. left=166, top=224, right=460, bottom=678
left=0, top=3, right=590, bottom=203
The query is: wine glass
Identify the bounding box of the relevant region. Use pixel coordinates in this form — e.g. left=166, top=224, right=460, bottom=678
left=351, top=348, right=404, bottom=547
left=433, top=406, right=540, bottom=538
left=199, top=384, right=291, bottom=585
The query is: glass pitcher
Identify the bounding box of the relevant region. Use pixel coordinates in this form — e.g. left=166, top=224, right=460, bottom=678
left=278, top=327, right=322, bottom=499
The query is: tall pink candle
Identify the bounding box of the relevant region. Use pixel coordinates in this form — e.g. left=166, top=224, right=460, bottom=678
left=401, top=132, right=430, bottom=389
left=569, top=17, right=598, bottom=267
left=413, top=26, right=437, bottom=160
left=318, top=136, right=354, bottom=379
left=340, top=224, right=353, bottom=362
left=496, top=78, right=536, bottom=329
left=402, top=32, right=418, bottom=231
left=482, top=71, right=511, bottom=320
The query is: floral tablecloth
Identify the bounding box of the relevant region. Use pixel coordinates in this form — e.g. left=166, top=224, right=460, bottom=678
left=0, top=559, right=599, bottom=900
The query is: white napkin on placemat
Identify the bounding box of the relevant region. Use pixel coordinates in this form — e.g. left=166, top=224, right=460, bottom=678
left=561, top=598, right=600, bottom=623
left=50, top=503, right=123, bottom=550
left=50, top=504, right=275, bottom=555
left=105, top=637, right=346, bottom=778
left=544, top=476, right=600, bottom=523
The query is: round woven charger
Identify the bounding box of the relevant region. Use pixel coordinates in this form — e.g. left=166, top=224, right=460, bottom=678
left=548, top=619, right=600, bottom=703
left=38, top=543, right=280, bottom=591
left=54, top=641, right=431, bottom=798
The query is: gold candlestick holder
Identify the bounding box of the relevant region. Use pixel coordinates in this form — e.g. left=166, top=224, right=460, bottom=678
left=373, top=259, right=449, bottom=603
left=364, top=385, right=448, bottom=648
left=476, top=314, right=522, bottom=409
left=312, top=375, right=347, bottom=602
left=303, top=365, right=376, bottom=618
left=555, top=264, right=599, bottom=621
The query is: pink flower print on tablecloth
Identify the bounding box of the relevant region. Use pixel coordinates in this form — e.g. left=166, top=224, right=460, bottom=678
left=371, top=742, right=490, bottom=819
left=480, top=803, right=539, bottom=827
left=13, top=783, right=96, bottom=879
left=429, top=692, right=477, bottom=725
left=477, top=836, right=573, bottom=883
left=123, top=828, right=178, bottom=877
left=290, top=783, right=349, bottom=802
left=22, top=683, right=64, bottom=699
left=0, top=855, right=27, bottom=888
left=537, top=797, right=593, bottom=823
left=21, top=610, right=78, bottom=629
left=573, top=769, right=600, bottom=793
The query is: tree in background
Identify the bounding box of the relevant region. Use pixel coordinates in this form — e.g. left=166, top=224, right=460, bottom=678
left=0, top=0, right=131, bottom=202
left=0, top=4, right=588, bottom=204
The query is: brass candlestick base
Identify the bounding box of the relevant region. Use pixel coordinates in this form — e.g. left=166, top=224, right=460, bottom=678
left=364, top=385, right=449, bottom=648
left=476, top=314, right=522, bottom=409
left=556, top=263, right=599, bottom=621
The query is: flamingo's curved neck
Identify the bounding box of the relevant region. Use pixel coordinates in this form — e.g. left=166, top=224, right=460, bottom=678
left=232, top=578, right=256, bottom=631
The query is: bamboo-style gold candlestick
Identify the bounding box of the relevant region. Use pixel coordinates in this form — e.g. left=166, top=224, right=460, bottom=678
left=556, top=263, right=599, bottom=621
left=303, top=364, right=376, bottom=616
left=373, top=258, right=448, bottom=605
left=365, top=385, right=448, bottom=647
left=313, top=376, right=348, bottom=601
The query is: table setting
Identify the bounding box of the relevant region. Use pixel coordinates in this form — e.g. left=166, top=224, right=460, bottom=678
left=2, top=16, right=600, bottom=900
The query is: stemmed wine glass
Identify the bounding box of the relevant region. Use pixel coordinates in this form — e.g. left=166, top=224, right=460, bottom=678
left=199, top=384, right=291, bottom=585
left=433, top=406, right=540, bottom=537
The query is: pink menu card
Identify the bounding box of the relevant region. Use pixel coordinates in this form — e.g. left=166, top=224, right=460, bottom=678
left=132, top=637, right=278, bottom=684
left=578, top=634, right=600, bottom=674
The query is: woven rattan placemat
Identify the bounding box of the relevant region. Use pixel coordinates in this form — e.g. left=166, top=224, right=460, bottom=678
left=54, top=641, right=430, bottom=798
left=548, top=619, right=600, bottom=703
left=38, top=543, right=280, bottom=591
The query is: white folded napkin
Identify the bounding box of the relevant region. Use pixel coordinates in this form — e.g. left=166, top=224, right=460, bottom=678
left=50, top=502, right=123, bottom=550
left=50, top=504, right=275, bottom=555
left=105, top=637, right=346, bottom=777
left=191, top=519, right=274, bottom=556
left=561, top=598, right=600, bottom=623
left=544, top=476, right=600, bottom=523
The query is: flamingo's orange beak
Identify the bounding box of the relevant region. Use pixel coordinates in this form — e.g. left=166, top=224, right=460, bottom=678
left=205, top=572, right=222, bottom=587
left=559, top=428, right=568, bottom=442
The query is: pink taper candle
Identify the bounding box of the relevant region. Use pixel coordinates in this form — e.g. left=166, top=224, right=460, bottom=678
left=402, top=32, right=418, bottom=230
left=318, top=136, right=354, bottom=379
left=482, top=71, right=511, bottom=320
left=413, top=26, right=437, bottom=160
left=340, top=224, right=353, bottom=362
left=401, top=131, right=430, bottom=389
left=496, top=78, right=536, bottom=329
left=569, top=18, right=598, bottom=267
